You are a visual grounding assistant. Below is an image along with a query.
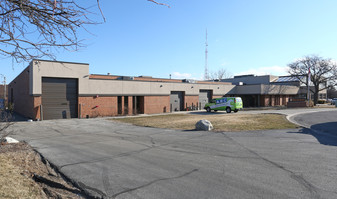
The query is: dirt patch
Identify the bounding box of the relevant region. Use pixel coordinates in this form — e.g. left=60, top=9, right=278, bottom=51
left=0, top=142, right=87, bottom=199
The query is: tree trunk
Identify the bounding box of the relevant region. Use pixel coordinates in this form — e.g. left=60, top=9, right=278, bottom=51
left=313, top=86, right=319, bottom=105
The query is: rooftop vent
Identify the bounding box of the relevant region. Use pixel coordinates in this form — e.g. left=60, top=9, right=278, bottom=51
left=183, top=79, right=196, bottom=83
left=119, top=76, right=134, bottom=80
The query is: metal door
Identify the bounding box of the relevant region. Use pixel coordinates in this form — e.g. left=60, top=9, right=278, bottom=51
left=170, top=91, right=184, bottom=111
left=42, top=78, right=78, bottom=120
left=199, top=90, right=212, bottom=109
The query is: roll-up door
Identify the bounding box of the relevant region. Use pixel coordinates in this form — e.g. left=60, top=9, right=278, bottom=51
left=42, top=78, right=78, bottom=120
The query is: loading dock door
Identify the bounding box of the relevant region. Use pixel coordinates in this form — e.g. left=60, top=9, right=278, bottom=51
left=199, top=90, right=212, bottom=109
left=42, top=78, right=78, bottom=120
left=170, top=91, right=184, bottom=111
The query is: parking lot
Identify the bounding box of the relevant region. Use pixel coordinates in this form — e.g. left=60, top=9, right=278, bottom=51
left=5, top=108, right=337, bottom=199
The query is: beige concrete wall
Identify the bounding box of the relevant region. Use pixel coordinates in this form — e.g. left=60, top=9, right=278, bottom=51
left=31, top=60, right=90, bottom=95
left=31, top=60, right=236, bottom=96
left=30, top=61, right=298, bottom=97
left=85, top=79, right=236, bottom=96
left=233, top=84, right=299, bottom=95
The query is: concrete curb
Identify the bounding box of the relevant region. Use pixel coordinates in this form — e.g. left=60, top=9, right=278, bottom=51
left=286, top=109, right=337, bottom=139
left=286, top=109, right=337, bottom=127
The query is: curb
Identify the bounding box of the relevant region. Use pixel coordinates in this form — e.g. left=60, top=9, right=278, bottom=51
left=286, top=110, right=337, bottom=139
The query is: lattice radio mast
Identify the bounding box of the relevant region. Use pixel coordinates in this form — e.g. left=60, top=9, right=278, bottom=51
left=204, top=29, right=209, bottom=80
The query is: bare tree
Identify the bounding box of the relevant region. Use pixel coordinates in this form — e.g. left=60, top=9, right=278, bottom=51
left=288, top=55, right=337, bottom=105
left=148, top=0, right=170, bottom=7
left=0, top=0, right=94, bottom=62
left=0, top=0, right=169, bottom=63
left=210, top=68, right=232, bottom=81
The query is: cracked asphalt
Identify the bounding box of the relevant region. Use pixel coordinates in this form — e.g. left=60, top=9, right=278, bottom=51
left=6, top=108, right=337, bottom=199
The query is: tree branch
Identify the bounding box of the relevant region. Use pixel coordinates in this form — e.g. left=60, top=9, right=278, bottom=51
left=147, top=0, right=170, bottom=8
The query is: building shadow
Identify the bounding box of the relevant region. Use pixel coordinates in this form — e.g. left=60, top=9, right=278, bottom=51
left=287, top=122, right=337, bottom=146
left=2, top=111, right=29, bottom=122
left=311, top=122, right=337, bottom=136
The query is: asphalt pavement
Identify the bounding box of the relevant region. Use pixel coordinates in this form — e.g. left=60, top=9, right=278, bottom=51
left=5, top=108, right=337, bottom=199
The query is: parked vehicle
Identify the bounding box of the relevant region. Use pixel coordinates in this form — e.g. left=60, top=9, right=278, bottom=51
left=204, top=97, right=243, bottom=113
left=331, top=98, right=337, bottom=105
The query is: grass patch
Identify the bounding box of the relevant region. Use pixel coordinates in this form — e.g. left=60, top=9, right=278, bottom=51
left=0, top=143, right=85, bottom=199
left=0, top=153, right=41, bottom=198
left=112, top=113, right=297, bottom=131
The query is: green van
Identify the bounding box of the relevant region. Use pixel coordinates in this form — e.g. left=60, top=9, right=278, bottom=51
left=204, top=97, right=243, bottom=113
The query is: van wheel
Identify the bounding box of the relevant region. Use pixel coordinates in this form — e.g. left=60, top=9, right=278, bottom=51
left=206, top=107, right=211, bottom=112
left=226, top=107, right=231, bottom=113
left=214, top=110, right=218, bottom=112
left=234, top=109, right=238, bottom=113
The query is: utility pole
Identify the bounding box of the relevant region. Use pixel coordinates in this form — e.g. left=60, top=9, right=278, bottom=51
left=204, top=29, right=209, bottom=80
left=307, top=68, right=311, bottom=102
left=3, top=76, right=6, bottom=103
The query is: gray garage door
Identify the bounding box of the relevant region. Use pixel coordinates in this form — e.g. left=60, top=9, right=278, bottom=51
left=170, top=91, right=184, bottom=112
left=42, top=78, right=78, bottom=120
left=199, top=90, right=212, bottom=109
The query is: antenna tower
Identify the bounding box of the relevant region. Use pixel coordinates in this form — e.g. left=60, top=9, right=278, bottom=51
left=204, top=29, right=209, bottom=80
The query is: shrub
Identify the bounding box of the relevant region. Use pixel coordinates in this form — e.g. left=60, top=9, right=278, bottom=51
left=318, top=99, right=326, bottom=104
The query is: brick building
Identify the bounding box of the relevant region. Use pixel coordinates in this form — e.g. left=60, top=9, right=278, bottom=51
left=8, top=60, right=306, bottom=120
left=222, top=75, right=327, bottom=107
left=8, top=60, right=237, bottom=120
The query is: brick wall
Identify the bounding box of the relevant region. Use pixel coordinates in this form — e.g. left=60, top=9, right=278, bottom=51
left=89, top=75, right=119, bottom=80
left=8, top=66, right=35, bottom=119
left=260, top=95, right=295, bottom=107
left=79, top=96, right=118, bottom=118
left=184, top=95, right=200, bottom=110
left=78, top=96, right=137, bottom=118
left=134, top=77, right=182, bottom=83
left=143, top=96, right=170, bottom=114
left=287, top=101, right=308, bottom=108
left=33, top=96, right=42, bottom=120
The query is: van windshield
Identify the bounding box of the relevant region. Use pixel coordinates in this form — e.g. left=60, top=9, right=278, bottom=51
left=236, top=98, right=242, bottom=102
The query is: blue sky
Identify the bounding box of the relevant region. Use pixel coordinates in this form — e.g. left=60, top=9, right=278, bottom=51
left=2, top=0, right=337, bottom=82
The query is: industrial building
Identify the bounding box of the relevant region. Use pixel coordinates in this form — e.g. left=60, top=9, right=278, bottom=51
left=8, top=60, right=316, bottom=120
left=221, top=74, right=327, bottom=107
